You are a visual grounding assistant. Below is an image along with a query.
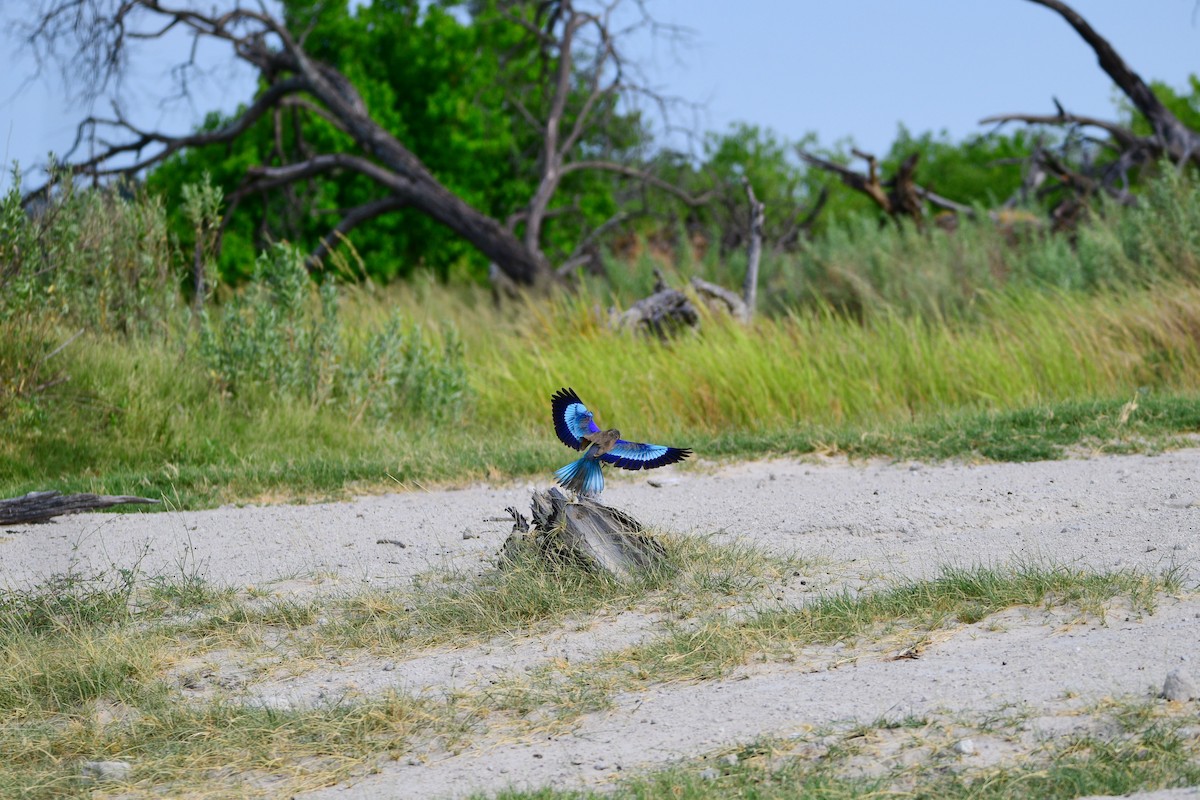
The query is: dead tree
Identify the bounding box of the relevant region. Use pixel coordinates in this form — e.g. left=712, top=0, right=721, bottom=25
left=741, top=178, right=764, bottom=322
left=983, top=0, right=1200, bottom=171
left=19, top=0, right=705, bottom=287
left=499, top=0, right=713, bottom=277
left=797, top=149, right=973, bottom=228
left=22, top=1, right=554, bottom=286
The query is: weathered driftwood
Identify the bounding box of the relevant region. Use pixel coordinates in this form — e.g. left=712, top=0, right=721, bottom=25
left=616, top=178, right=765, bottom=336
left=0, top=491, right=160, bottom=525
left=500, top=487, right=666, bottom=581
left=615, top=270, right=753, bottom=339
left=615, top=277, right=700, bottom=338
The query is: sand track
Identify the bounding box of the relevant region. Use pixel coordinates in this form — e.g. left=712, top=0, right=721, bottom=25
left=3, top=449, right=1198, bottom=797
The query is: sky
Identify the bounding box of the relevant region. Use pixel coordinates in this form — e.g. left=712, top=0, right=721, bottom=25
left=1, top=0, right=1198, bottom=190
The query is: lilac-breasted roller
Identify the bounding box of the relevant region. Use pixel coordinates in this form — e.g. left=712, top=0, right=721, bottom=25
left=551, top=387, right=692, bottom=497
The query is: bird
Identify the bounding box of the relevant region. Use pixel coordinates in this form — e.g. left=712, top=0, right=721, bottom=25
left=551, top=387, right=691, bottom=497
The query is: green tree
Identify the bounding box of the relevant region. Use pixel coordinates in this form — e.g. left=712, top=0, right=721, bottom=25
left=147, top=0, right=660, bottom=284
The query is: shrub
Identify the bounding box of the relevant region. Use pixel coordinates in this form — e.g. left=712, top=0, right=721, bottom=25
left=199, top=242, right=468, bottom=424
left=199, top=243, right=340, bottom=402
left=0, top=172, right=178, bottom=334
left=342, top=317, right=468, bottom=424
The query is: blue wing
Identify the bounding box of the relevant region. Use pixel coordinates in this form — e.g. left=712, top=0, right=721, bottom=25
left=551, top=387, right=600, bottom=450
left=601, top=440, right=692, bottom=471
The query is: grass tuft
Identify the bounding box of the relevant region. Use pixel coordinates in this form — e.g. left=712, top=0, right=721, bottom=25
left=605, top=564, right=1177, bottom=684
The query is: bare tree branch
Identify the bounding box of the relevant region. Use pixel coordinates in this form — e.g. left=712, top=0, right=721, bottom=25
left=1017, top=0, right=1200, bottom=166
left=980, top=110, right=1144, bottom=152
left=773, top=185, right=828, bottom=252
left=799, top=149, right=942, bottom=225
left=507, top=0, right=710, bottom=262
left=562, top=160, right=714, bottom=206
left=22, top=0, right=557, bottom=285
left=309, top=195, right=408, bottom=266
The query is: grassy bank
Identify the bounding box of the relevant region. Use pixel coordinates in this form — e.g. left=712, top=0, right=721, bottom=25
left=4, top=172, right=1200, bottom=506
left=4, top=280, right=1200, bottom=506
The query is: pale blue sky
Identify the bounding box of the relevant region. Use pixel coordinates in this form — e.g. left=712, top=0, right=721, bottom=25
left=2, top=1, right=1198, bottom=189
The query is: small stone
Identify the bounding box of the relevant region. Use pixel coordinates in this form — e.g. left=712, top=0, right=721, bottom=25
left=718, top=753, right=738, bottom=767
left=406, top=757, right=421, bottom=766
left=463, top=531, right=480, bottom=540
left=953, top=739, right=976, bottom=755
left=80, top=761, right=131, bottom=782
left=570, top=757, right=584, bottom=766
left=382, top=662, right=396, bottom=672
left=699, top=768, right=720, bottom=780
left=594, top=762, right=608, bottom=771
left=1162, top=668, right=1197, bottom=701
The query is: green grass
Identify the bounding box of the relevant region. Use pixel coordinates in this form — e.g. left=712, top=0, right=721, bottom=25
left=485, top=721, right=1200, bottom=799
left=4, top=283, right=1200, bottom=506
left=5, top=170, right=1200, bottom=506
left=0, top=551, right=1185, bottom=797
left=592, top=564, right=1177, bottom=684
left=0, top=534, right=792, bottom=796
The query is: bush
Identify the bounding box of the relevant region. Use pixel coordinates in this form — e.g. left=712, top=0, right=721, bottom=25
left=680, top=167, right=1200, bottom=319
left=342, top=317, right=468, bottom=424
left=199, top=243, right=468, bottom=424
left=199, top=243, right=340, bottom=402
left=0, top=173, right=178, bottom=335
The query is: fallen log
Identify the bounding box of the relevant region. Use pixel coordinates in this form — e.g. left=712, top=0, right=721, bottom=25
left=0, top=491, right=160, bottom=525
left=615, top=271, right=751, bottom=339
left=500, top=487, right=666, bottom=581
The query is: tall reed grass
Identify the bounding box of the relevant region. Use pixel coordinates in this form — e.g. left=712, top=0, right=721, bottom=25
left=472, top=283, right=1200, bottom=446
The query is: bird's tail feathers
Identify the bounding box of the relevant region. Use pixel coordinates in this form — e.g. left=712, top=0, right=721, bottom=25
left=554, top=457, right=604, bottom=496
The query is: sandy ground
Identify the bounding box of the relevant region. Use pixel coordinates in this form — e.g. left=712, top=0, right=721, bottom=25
left=3, top=449, right=1199, bottom=797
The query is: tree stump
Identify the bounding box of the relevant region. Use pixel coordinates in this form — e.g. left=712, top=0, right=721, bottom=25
left=500, top=487, right=666, bottom=581
left=615, top=273, right=755, bottom=339
left=0, top=491, right=160, bottom=525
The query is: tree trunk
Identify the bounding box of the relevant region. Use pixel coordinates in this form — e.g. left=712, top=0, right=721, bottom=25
left=742, top=179, right=764, bottom=322
left=501, top=487, right=666, bottom=581
left=292, top=59, right=556, bottom=286
left=1025, top=0, right=1200, bottom=166
left=0, top=491, right=159, bottom=525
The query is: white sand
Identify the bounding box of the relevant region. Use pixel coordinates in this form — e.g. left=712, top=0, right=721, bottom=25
left=3, top=449, right=1198, bottom=797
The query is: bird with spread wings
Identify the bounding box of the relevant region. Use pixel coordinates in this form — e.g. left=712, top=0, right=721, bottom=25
left=551, top=387, right=691, bottom=497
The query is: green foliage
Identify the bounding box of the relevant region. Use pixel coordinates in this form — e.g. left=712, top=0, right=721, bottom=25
left=681, top=161, right=1200, bottom=317
left=146, top=0, right=645, bottom=283
left=199, top=243, right=341, bottom=401
left=180, top=172, right=224, bottom=305
left=6, top=171, right=1200, bottom=505
left=198, top=242, right=468, bottom=423
left=1126, top=75, right=1200, bottom=142
left=342, top=316, right=468, bottom=424
left=0, top=173, right=178, bottom=334
left=882, top=125, right=1033, bottom=207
